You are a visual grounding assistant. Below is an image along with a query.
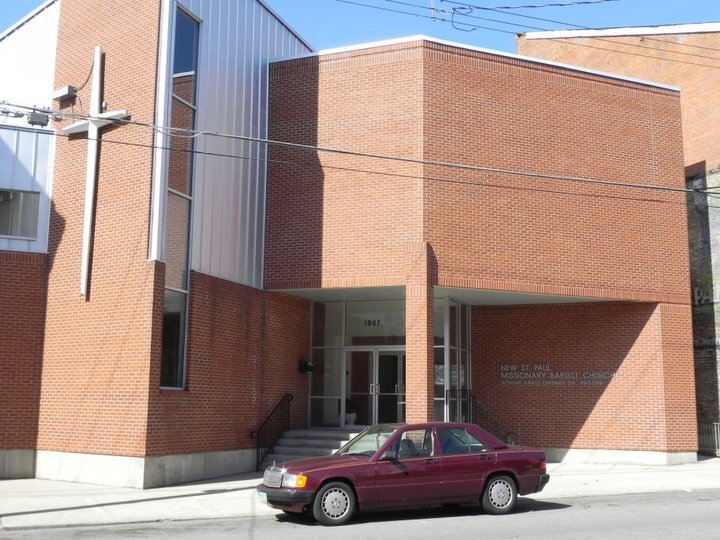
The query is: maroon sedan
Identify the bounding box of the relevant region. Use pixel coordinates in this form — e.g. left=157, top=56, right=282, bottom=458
left=256, top=422, right=549, bottom=525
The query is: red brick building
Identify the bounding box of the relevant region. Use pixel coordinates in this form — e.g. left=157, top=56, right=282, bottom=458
left=267, top=37, right=696, bottom=464
left=0, top=3, right=698, bottom=488
left=518, top=23, right=720, bottom=453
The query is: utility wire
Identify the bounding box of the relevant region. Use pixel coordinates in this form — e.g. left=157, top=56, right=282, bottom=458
left=442, top=0, right=720, bottom=55
left=1, top=116, right=706, bottom=211
left=389, top=0, right=720, bottom=64
left=0, top=101, right=701, bottom=197
left=461, top=0, right=619, bottom=9
left=338, top=0, right=516, bottom=33
left=341, top=0, right=720, bottom=69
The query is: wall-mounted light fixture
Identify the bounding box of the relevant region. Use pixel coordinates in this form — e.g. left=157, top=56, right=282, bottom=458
left=298, top=358, right=314, bottom=373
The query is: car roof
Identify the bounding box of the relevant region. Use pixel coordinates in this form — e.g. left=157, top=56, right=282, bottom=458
left=375, top=422, right=508, bottom=450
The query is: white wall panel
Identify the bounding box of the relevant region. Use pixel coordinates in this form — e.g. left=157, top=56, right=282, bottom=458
left=176, top=0, right=311, bottom=288
left=0, top=127, right=54, bottom=253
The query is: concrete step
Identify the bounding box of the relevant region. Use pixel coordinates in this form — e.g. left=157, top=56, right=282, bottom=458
left=275, top=437, right=351, bottom=449
left=272, top=444, right=337, bottom=456
left=282, top=429, right=361, bottom=440
left=258, top=429, right=364, bottom=470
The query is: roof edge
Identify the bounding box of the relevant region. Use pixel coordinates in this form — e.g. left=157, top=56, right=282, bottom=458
left=522, top=22, right=720, bottom=40
left=0, top=0, right=59, bottom=43
left=272, top=34, right=680, bottom=92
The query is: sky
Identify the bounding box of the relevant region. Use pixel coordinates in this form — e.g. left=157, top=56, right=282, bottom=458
left=2, top=0, right=720, bottom=54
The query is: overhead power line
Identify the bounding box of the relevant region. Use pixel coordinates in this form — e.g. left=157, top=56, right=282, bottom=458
left=458, top=0, right=619, bottom=9
left=340, top=0, right=720, bottom=69
left=348, top=0, right=720, bottom=69
left=421, top=0, right=720, bottom=63
left=0, top=101, right=701, bottom=198
left=1, top=119, right=705, bottom=212
left=338, top=0, right=517, bottom=33
left=442, top=0, right=720, bottom=54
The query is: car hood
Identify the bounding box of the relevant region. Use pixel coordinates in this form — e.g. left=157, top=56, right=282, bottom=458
left=274, top=453, right=369, bottom=473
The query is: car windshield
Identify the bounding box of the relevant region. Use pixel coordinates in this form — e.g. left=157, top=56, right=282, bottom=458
left=336, top=426, right=399, bottom=457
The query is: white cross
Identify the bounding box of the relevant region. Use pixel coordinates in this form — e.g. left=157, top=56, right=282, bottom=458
left=62, top=46, right=129, bottom=297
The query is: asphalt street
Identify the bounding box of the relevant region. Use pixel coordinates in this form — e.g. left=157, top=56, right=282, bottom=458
left=3, top=489, right=720, bottom=540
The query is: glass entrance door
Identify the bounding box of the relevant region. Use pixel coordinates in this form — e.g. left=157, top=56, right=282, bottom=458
left=346, top=349, right=405, bottom=427
left=377, top=351, right=405, bottom=423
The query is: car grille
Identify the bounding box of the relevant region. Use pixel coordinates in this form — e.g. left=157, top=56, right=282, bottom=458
left=263, top=466, right=283, bottom=488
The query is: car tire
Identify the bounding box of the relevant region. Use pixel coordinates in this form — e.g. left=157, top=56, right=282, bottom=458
left=481, top=475, right=517, bottom=515
left=312, top=481, right=356, bottom=526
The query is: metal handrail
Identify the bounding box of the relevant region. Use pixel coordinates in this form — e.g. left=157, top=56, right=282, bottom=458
left=251, top=393, right=293, bottom=470
left=472, top=395, right=519, bottom=446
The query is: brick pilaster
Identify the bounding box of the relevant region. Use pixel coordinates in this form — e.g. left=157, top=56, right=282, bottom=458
left=405, top=241, right=434, bottom=423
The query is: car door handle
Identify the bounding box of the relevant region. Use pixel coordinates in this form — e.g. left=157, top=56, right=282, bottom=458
left=425, top=459, right=439, bottom=464
left=478, top=454, right=492, bottom=460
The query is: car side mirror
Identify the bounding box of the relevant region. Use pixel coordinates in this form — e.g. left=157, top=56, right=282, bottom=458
left=380, top=449, right=398, bottom=461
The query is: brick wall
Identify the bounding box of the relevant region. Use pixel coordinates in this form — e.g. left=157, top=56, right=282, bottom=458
left=474, top=302, right=697, bottom=453
left=518, top=29, right=715, bottom=434
left=146, top=272, right=310, bottom=455
left=267, top=40, right=689, bottom=305
left=517, top=33, right=720, bottom=172
left=38, top=0, right=162, bottom=456
left=0, top=251, right=46, bottom=449
left=423, top=41, right=688, bottom=304
left=266, top=44, right=425, bottom=290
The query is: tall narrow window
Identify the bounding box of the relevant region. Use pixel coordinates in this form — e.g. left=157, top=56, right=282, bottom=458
left=161, top=6, right=199, bottom=388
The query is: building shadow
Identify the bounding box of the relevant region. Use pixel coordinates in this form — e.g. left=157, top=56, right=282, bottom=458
left=473, top=302, right=676, bottom=453
left=273, top=497, right=569, bottom=526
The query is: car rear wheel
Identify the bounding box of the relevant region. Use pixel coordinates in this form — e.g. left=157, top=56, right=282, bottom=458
left=482, top=475, right=517, bottom=515
left=312, top=481, right=356, bottom=526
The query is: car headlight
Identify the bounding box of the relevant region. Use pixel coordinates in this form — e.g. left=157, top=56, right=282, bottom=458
left=281, top=473, right=308, bottom=489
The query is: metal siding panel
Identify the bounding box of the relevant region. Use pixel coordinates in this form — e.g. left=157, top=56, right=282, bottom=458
left=0, top=129, right=14, bottom=178
left=232, top=1, right=247, bottom=282
left=0, top=127, right=52, bottom=253
left=15, top=133, right=35, bottom=189
left=219, top=1, right=232, bottom=280
left=34, top=131, right=52, bottom=252
left=238, top=1, right=252, bottom=284
left=186, top=0, right=310, bottom=287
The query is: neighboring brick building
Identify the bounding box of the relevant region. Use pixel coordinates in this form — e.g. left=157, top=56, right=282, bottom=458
left=0, top=2, right=699, bottom=488
left=518, top=23, right=720, bottom=451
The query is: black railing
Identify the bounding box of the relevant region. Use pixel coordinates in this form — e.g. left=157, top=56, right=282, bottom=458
left=445, top=389, right=475, bottom=423
left=251, top=393, right=293, bottom=470
left=445, top=389, right=519, bottom=445
left=473, top=398, right=519, bottom=446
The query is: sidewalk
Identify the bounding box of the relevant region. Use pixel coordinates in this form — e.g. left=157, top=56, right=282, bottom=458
left=1, top=457, right=720, bottom=530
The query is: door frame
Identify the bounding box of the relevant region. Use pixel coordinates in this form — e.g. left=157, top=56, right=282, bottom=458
left=343, top=346, right=405, bottom=428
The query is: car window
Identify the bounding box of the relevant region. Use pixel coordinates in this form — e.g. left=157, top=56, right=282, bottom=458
left=337, top=426, right=398, bottom=457
left=439, top=428, right=488, bottom=455
left=392, top=429, right=434, bottom=459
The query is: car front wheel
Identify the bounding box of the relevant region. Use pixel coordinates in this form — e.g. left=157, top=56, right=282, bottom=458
left=312, top=481, right=356, bottom=526
left=482, top=475, right=517, bottom=515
